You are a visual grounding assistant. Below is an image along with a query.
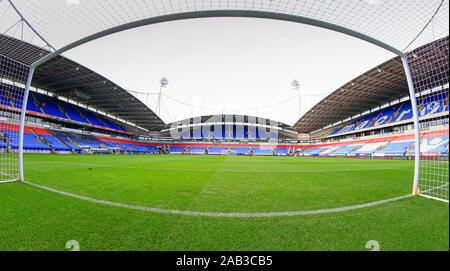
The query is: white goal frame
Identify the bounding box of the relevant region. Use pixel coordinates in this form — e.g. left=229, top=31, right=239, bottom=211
left=1, top=1, right=447, bottom=203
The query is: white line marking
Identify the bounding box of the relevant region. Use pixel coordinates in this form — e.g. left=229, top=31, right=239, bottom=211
left=22, top=180, right=412, bottom=217
left=419, top=183, right=449, bottom=203
left=419, top=194, right=449, bottom=203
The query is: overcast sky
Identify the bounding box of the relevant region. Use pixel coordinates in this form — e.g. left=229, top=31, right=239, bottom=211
left=63, top=17, right=395, bottom=125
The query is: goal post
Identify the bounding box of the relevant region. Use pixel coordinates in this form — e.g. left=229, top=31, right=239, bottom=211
left=0, top=53, right=31, bottom=183
left=0, top=0, right=448, bottom=204
left=18, top=66, right=35, bottom=181
left=404, top=38, right=449, bottom=203
left=400, top=55, right=421, bottom=196
left=401, top=0, right=449, bottom=202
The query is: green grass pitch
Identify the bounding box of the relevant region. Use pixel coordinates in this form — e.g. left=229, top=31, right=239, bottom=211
left=0, top=154, right=448, bottom=250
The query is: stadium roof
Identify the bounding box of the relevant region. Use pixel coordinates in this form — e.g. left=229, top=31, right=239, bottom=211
left=0, top=34, right=165, bottom=132
left=293, top=36, right=449, bottom=133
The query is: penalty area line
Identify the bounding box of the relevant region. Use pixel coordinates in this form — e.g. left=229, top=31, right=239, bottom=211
left=0, top=179, right=19, bottom=184
left=22, top=180, right=413, bottom=218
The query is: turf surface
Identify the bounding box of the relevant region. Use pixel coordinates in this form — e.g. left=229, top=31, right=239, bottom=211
left=0, top=154, right=448, bottom=250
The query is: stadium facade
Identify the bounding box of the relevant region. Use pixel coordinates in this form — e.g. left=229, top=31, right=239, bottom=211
left=1, top=34, right=447, bottom=158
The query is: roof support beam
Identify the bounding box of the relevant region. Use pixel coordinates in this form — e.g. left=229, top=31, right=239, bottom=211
left=36, top=63, right=78, bottom=82
left=51, top=80, right=110, bottom=92
left=360, top=74, right=407, bottom=89
left=41, top=72, right=96, bottom=87
left=87, top=96, right=137, bottom=103
left=378, top=68, right=406, bottom=80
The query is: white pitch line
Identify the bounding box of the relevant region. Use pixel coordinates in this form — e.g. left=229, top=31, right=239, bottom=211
left=22, top=180, right=412, bottom=218
left=419, top=182, right=449, bottom=203
left=0, top=179, right=18, bottom=184
left=419, top=194, right=449, bottom=203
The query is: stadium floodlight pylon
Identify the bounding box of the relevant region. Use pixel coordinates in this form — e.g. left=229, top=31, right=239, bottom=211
left=0, top=0, right=448, bottom=202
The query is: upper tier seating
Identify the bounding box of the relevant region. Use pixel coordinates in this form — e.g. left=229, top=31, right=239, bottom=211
left=331, top=91, right=448, bottom=136
left=1, top=84, right=128, bottom=133
left=29, top=93, right=67, bottom=119
left=0, top=85, right=21, bottom=108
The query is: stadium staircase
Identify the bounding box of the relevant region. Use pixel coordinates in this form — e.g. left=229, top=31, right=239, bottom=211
left=1, top=131, right=9, bottom=144
left=331, top=145, right=346, bottom=154
left=368, top=112, right=383, bottom=127
left=29, top=128, right=52, bottom=150
left=57, top=104, right=71, bottom=120
left=373, top=139, right=393, bottom=153
left=96, top=117, right=108, bottom=128
left=30, top=93, right=45, bottom=114
left=405, top=133, right=426, bottom=155
left=51, top=132, right=75, bottom=151
left=387, top=104, right=404, bottom=124
left=53, top=133, right=81, bottom=151
left=6, top=93, right=14, bottom=108
left=417, top=99, right=425, bottom=113
left=129, top=145, right=139, bottom=152
left=350, top=145, right=365, bottom=153
left=77, top=109, right=92, bottom=125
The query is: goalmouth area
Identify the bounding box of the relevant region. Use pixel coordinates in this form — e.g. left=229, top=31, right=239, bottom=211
left=0, top=154, right=447, bottom=250
left=0, top=0, right=448, bottom=252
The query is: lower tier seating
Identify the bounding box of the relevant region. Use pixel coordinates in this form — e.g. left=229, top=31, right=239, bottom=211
left=1, top=122, right=448, bottom=157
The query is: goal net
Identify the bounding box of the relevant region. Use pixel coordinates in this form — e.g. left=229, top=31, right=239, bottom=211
left=405, top=2, right=449, bottom=202
left=0, top=54, right=29, bottom=183
left=0, top=0, right=448, bottom=203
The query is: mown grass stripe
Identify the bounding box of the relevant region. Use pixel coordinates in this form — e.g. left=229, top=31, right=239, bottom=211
left=23, top=180, right=412, bottom=218
left=25, top=161, right=409, bottom=173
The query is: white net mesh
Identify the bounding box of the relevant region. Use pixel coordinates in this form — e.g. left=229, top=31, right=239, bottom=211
left=0, top=53, right=28, bottom=183
left=0, top=0, right=448, bottom=53
left=406, top=37, right=449, bottom=201
left=0, top=0, right=448, bottom=201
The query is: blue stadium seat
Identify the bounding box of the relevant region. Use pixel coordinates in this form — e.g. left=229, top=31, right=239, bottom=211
left=420, top=136, right=449, bottom=154
left=23, top=133, right=52, bottom=151
left=328, top=145, right=362, bottom=155
left=377, top=141, right=413, bottom=155
left=40, top=135, right=71, bottom=151
left=331, top=91, right=449, bottom=136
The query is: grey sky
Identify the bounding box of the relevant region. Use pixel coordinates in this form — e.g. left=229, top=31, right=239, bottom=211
left=64, top=17, right=395, bottom=125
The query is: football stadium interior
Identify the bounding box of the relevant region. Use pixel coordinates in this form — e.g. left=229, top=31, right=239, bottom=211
left=0, top=0, right=448, bottom=251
